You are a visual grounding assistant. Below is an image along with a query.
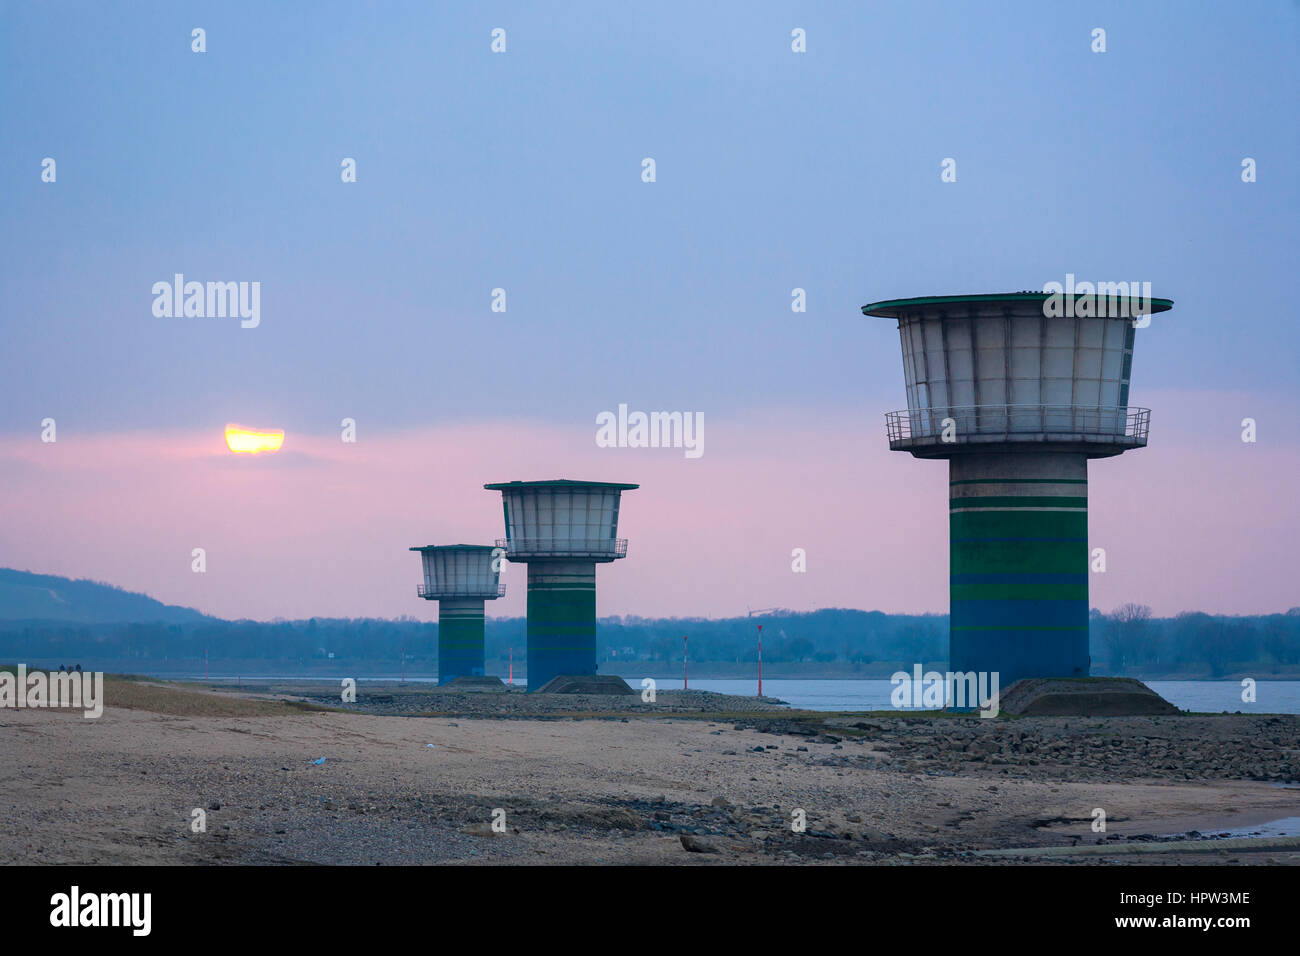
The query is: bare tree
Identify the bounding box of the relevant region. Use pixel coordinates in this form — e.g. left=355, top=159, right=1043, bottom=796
left=1106, top=603, right=1154, bottom=673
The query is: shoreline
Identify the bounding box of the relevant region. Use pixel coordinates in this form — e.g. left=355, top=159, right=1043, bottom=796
left=13, top=660, right=1300, bottom=682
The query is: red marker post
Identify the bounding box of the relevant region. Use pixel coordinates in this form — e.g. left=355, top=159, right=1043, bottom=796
left=757, top=624, right=763, bottom=697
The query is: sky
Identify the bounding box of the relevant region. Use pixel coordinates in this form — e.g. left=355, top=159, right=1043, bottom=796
left=1, top=2, right=1296, bottom=621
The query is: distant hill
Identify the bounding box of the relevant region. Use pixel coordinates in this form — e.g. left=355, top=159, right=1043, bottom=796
left=0, top=569, right=213, bottom=624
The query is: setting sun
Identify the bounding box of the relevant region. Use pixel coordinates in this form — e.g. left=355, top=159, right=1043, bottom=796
left=224, top=424, right=284, bottom=454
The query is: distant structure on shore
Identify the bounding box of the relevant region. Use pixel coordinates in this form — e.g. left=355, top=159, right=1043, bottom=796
left=484, top=479, right=638, bottom=690
left=410, top=544, right=504, bottom=683
left=865, top=291, right=1174, bottom=687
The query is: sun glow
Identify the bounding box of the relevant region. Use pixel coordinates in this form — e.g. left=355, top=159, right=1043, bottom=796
left=224, top=424, right=284, bottom=454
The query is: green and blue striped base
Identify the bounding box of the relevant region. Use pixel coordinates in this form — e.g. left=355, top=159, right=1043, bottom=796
left=526, top=561, right=597, bottom=691
left=437, top=598, right=487, bottom=683
left=949, top=453, right=1090, bottom=687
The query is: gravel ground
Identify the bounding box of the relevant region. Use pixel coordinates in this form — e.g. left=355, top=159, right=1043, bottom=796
left=2, top=686, right=1297, bottom=866
left=739, top=713, right=1300, bottom=784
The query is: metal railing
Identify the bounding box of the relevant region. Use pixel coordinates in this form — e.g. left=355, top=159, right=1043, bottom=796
left=495, top=537, right=628, bottom=558
left=885, top=405, right=1149, bottom=447
left=417, top=582, right=507, bottom=599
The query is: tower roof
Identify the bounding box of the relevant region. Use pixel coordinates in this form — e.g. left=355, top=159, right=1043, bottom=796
left=861, top=291, right=1174, bottom=318
left=409, top=544, right=498, bottom=552
left=483, top=479, right=639, bottom=491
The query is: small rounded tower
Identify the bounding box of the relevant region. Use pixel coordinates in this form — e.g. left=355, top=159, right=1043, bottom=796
left=409, top=544, right=505, bottom=684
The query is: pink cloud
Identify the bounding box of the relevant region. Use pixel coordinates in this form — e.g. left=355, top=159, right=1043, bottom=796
left=0, top=395, right=1294, bottom=620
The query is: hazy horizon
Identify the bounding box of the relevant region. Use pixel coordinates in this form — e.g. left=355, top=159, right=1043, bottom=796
left=1, top=383, right=1295, bottom=622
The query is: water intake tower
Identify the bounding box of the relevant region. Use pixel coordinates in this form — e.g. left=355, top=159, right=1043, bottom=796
left=484, top=479, right=637, bottom=690
left=410, top=544, right=505, bottom=684
left=865, top=291, right=1173, bottom=687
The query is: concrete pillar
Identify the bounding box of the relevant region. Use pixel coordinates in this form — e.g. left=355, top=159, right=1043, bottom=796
left=437, top=598, right=487, bottom=682
left=948, top=452, right=1089, bottom=686
left=525, top=560, right=597, bottom=690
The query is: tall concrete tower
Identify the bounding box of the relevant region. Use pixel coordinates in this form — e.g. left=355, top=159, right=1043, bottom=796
left=410, top=544, right=505, bottom=683
left=483, top=479, right=637, bottom=690
left=865, top=291, right=1173, bottom=687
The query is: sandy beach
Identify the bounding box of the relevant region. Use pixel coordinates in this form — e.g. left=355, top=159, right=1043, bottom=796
left=2, top=678, right=1297, bottom=866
